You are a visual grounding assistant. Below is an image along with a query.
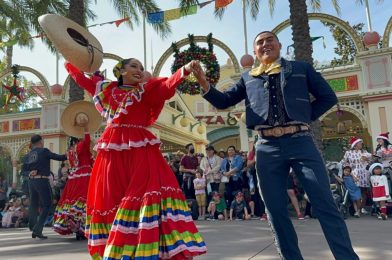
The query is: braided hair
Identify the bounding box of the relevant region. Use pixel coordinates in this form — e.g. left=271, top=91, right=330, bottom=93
left=113, top=58, right=134, bottom=87
left=68, top=137, right=80, bottom=149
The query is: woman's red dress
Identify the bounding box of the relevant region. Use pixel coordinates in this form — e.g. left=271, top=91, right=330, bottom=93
left=54, top=133, right=93, bottom=235
left=66, top=63, right=207, bottom=260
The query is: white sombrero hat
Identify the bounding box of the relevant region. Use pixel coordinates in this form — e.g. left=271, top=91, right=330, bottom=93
left=61, top=101, right=102, bottom=138
left=38, top=14, right=103, bottom=73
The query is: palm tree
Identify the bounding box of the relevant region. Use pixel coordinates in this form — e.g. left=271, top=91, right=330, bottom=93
left=0, top=0, right=68, bottom=67
left=0, top=18, right=33, bottom=68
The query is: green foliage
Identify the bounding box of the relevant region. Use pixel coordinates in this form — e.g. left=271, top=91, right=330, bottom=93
left=171, top=34, right=220, bottom=95
left=322, top=21, right=365, bottom=66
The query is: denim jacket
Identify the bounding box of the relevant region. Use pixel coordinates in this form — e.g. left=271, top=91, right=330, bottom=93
left=220, top=155, right=243, bottom=181
left=203, top=59, right=337, bottom=130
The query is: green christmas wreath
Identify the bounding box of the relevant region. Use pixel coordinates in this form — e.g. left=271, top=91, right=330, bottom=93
left=171, top=33, right=220, bottom=95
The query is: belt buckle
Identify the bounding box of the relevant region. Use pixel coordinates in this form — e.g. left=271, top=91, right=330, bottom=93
left=272, top=127, right=285, bottom=137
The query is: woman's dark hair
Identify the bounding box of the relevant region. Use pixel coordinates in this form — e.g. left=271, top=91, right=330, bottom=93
left=227, top=145, right=236, bottom=152
left=68, top=137, right=80, bottom=148
left=376, top=139, right=391, bottom=152
left=117, top=58, right=134, bottom=86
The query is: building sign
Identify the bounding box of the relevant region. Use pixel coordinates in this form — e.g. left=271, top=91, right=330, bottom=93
left=12, top=118, right=40, bottom=132
left=327, top=75, right=359, bottom=92
left=196, top=112, right=243, bottom=126
left=0, top=121, right=9, bottom=133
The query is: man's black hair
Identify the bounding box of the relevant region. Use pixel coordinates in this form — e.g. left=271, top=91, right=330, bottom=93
left=30, top=135, right=42, bottom=145
left=253, top=31, right=280, bottom=44
left=185, top=143, right=193, bottom=149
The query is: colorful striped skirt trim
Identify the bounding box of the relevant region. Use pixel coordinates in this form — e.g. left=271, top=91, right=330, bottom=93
left=86, top=187, right=207, bottom=259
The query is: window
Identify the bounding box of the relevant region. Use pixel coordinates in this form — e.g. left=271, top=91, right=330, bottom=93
left=196, top=102, right=204, bottom=114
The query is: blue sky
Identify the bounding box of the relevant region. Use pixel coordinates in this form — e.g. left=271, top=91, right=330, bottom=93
left=8, top=0, right=392, bottom=86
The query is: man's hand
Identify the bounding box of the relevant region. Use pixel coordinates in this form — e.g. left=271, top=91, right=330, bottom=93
left=191, top=61, right=209, bottom=92
left=29, top=170, right=37, bottom=177
left=184, top=60, right=198, bottom=73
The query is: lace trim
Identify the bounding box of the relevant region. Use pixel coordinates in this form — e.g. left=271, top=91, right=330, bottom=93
left=67, top=172, right=91, bottom=179
left=159, top=245, right=207, bottom=258
left=94, top=138, right=161, bottom=151
left=111, top=221, right=159, bottom=234
left=89, top=187, right=183, bottom=216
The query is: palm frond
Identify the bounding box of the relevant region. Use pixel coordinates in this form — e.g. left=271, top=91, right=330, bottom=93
left=330, top=0, right=341, bottom=16
left=213, top=7, right=227, bottom=20
left=246, top=0, right=260, bottom=20
left=308, top=0, right=321, bottom=12
left=267, top=0, right=275, bottom=16
left=149, top=21, right=172, bottom=39
left=177, top=0, right=199, bottom=14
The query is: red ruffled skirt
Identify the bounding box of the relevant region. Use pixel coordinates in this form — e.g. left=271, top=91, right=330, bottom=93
left=86, top=140, right=206, bottom=260
left=54, top=166, right=91, bottom=235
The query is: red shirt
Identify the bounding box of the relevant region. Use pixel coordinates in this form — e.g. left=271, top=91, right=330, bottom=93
left=180, top=155, right=199, bottom=176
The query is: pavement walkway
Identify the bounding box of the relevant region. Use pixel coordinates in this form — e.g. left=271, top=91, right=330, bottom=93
left=0, top=216, right=391, bottom=259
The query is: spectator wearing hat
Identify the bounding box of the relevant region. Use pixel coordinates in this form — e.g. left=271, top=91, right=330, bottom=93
left=341, top=165, right=361, bottom=217
left=207, top=191, right=227, bottom=220
left=24, top=134, right=67, bottom=239
left=180, top=143, right=199, bottom=199
left=343, top=137, right=372, bottom=214
left=230, top=191, right=251, bottom=220
left=375, top=132, right=392, bottom=173
left=200, top=145, right=222, bottom=194
left=369, top=163, right=390, bottom=220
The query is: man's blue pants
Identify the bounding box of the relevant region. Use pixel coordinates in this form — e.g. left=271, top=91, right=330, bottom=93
left=255, top=134, right=359, bottom=260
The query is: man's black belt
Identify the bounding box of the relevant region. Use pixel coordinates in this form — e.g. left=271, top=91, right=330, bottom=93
left=29, top=175, right=49, bottom=179
left=258, top=125, right=309, bottom=137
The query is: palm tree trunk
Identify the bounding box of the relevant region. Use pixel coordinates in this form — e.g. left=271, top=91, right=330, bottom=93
left=288, top=0, right=324, bottom=155
left=6, top=46, right=13, bottom=68
left=67, top=0, right=86, bottom=103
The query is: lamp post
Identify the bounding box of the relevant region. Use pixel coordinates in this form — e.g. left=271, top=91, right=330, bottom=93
left=364, top=0, right=372, bottom=31
left=242, top=0, right=249, bottom=55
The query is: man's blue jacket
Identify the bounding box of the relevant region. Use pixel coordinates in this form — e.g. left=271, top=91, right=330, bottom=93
left=203, top=58, right=337, bottom=130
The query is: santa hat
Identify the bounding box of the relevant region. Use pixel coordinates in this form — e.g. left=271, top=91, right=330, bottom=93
left=369, top=163, right=383, bottom=174
left=376, top=132, right=389, bottom=141
left=350, top=137, right=363, bottom=149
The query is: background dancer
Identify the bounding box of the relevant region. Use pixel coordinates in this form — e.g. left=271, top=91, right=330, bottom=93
left=54, top=106, right=96, bottom=240
left=24, top=135, right=67, bottom=239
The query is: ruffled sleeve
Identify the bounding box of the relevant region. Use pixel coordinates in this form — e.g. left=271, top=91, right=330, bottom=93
left=65, top=62, right=101, bottom=96
left=76, top=133, right=91, bottom=155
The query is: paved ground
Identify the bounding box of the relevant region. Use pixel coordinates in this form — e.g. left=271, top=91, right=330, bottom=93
left=0, top=216, right=391, bottom=259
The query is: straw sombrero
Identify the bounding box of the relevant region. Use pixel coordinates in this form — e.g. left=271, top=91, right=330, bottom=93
left=61, top=101, right=102, bottom=138
left=38, top=14, right=103, bottom=73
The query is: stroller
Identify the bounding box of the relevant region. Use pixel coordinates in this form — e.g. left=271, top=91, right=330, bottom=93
left=326, top=161, right=353, bottom=219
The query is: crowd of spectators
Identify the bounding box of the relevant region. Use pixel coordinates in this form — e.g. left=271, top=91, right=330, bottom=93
left=167, top=142, right=308, bottom=221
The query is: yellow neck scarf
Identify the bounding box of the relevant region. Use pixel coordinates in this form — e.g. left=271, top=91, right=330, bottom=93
left=249, top=59, right=281, bottom=76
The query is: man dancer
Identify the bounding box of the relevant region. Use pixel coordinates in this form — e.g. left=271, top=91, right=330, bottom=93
left=192, top=31, right=359, bottom=259
left=24, top=135, right=67, bottom=239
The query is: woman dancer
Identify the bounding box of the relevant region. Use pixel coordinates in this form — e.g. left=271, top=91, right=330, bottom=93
left=54, top=122, right=92, bottom=240
left=65, top=59, right=206, bottom=259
